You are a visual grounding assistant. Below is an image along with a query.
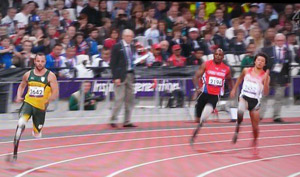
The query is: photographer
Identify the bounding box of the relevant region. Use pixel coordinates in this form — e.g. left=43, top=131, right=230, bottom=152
left=112, top=9, right=130, bottom=33
left=69, top=81, right=102, bottom=111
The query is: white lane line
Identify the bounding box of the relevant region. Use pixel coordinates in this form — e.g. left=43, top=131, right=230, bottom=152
left=197, top=154, right=300, bottom=177
left=1, top=122, right=299, bottom=145
left=2, top=110, right=300, bottom=122
left=0, top=128, right=298, bottom=157
left=0, top=113, right=189, bottom=122
left=105, top=143, right=300, bottom=177
left=15, top=139, right=300, bottom=177
left=287, top=171, right=300, bottom=177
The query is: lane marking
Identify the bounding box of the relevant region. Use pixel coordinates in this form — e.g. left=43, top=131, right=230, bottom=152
left=0, top=129, right=299, bottom=157
left=197, top=154, right=300, bottom=177
left=105, top=143, right=300, bottom=177
left=2, top=111, right=300, bottom=122
left=1, top=123, right=299, bottom=145
left=15, top=140, right=300, bottom=176
left=287, top=171, right=300, bottom=177
left=0, top=113, right=194, bottom=122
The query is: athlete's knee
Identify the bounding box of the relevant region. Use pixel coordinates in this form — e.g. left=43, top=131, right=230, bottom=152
left=237, top=110, right=244, bottom=124
left=18, top=117, right=27, bottom=127
left=200, top=104, right=214, bottom=123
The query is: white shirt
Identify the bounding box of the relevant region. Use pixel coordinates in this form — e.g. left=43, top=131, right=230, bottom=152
left=225, top=27, right=243, bottom=40
left=193, top=40, right=200, bottom=49
left=75, top=63, right=94, bottom=78
left=107, top=1, right=115, bottom=12
left=275, top=46, right=285, bottom=60
left=168, top=16, right=175, bottom=22
left=91, top=56, right=110, bottom=67
left=122, top=40, right=135, bottom=70
left=76, top=6, right=84, bottom=17
left=14, top=12, right=30, bottom=26
left=1, top=16, right=15, bottom=34
left=144, top=28, right=160, bottom=44
left=59, top=56, right=77, bottom=78
left=239, top=24, right=254, bottom=37
left=240, top=68, right=264, bottom=100
left=145, top=52, right=155, bottom=65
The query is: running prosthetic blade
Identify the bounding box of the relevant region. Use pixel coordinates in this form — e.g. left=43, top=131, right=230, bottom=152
left=190, top=123, right=203, bottom=146
left=232, top=132, right=238, bottom=144
left=12, top=125, right=25, bottom=161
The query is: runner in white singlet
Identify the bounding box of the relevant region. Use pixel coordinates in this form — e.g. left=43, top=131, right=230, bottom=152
left=230, top=52, right=270, bottom=154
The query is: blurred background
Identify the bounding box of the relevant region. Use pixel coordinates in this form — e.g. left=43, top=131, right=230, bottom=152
left=0, top=1, right=300, bottom=122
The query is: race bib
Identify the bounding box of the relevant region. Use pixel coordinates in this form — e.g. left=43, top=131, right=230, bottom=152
left=243, top=81, right=259, bottom=95
left=208, top=77, right=223, bottom=87
left=272, top=63, right=283, bottom=73
left=29, top=86, right=44, bottom=97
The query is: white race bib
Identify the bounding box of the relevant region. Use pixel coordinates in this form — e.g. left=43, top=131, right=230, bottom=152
left=243, top=80, right=259, bottom=95
left=29, top=86, right=44, bottom=97
left=208, top=77, right=223, bottom=87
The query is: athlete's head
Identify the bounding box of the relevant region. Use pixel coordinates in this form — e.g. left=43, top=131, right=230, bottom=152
left=34, top=53, right=46, bottom=71
left=213, top=48, right=224, bottom=64
left=254, top=52, right=268, bottom=70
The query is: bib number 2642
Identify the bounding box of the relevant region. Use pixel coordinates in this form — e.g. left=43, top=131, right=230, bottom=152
left=29, top=86, right=44, bottom=97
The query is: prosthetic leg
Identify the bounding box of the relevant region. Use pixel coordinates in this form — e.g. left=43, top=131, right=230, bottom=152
left=190, top=104, right=213, bottom=146
left=13, top=118, right=26, bottom=160
left=232, top=98, right=247, bottom=144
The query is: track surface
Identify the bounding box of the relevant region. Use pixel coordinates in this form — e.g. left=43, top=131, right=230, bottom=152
left=0, top=117, right=300, bottom=177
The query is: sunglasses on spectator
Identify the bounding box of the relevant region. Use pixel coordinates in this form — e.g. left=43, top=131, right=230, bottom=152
left=119, top=14, right=127, bottom=17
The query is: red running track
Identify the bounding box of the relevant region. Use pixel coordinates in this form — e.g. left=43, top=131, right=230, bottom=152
left=0, top=118, right=299, bottom=177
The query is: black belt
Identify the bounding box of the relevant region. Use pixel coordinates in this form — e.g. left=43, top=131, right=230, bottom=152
left=127, top=70, right=134, bottom=73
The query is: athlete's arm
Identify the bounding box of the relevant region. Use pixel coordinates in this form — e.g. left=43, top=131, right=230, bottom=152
left=263, top=69, right=270, bottom=96
left=225, top=69, right=234, bottom=91
left=230, top=68, right=247, bottom=98
left=15, top=71, right=30, bottom=103
left=48, top=72, right=59, bottom=102
left=193, top=62, right=206, bottom=92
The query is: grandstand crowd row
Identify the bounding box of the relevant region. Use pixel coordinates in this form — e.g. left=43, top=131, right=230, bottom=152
left=0, top=0, right=300, bottom=78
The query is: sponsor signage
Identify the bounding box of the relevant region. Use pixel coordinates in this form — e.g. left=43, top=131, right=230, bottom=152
left=11, top=77, right=300, bottom=99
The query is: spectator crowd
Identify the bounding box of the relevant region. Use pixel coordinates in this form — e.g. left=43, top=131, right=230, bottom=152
left=0, top=0, right=300, bottom=78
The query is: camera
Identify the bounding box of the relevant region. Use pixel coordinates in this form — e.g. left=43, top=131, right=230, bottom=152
left=118, top=14, right=127, bottom=18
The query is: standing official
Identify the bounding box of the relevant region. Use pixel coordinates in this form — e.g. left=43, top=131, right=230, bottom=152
left=260, top=33, right=292, bottom=122
left=109, top=29, right=139, bottom=128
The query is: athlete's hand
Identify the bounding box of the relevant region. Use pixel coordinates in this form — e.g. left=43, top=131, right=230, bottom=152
left=192, top=88, right=202, bottom=101
left=15, top=97, right=24, bottom=103
left=263, top=69, right=270, bottom=78
left=45, top=101, right=49, bottom=109
left=263, top=69, right=270, bottom=84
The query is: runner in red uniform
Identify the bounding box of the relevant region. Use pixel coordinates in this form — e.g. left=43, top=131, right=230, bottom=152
left=190, top=48, right=233, bottom=145
left=230, top=53, right=270, bottom=154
